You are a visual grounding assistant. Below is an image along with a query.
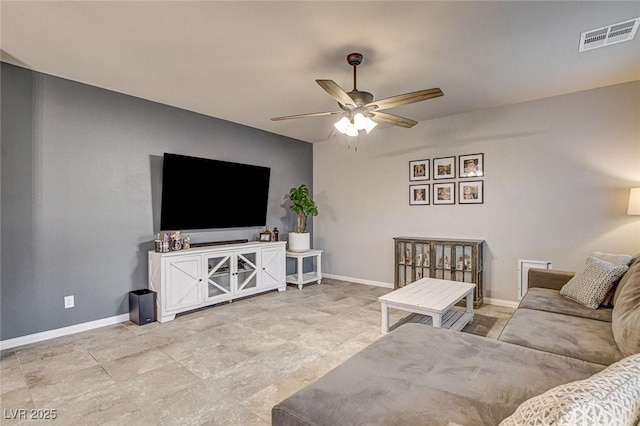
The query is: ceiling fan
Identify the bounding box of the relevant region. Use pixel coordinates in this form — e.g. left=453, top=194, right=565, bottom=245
left=271, top=53, right=443, bottom=137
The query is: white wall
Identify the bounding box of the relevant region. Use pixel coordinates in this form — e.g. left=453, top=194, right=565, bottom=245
left=313, top=81, right=640, bottom=302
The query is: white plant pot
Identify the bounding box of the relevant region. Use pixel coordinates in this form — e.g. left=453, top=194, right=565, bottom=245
left=288, top=232, right=310, bottom=252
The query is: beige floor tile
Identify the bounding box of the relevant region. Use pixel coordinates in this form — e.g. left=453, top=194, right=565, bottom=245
left=20, top=348, right=100, bottom=386
left=13, top=334, right=78, bottom=365
left=50, top=384, right=140, bottom=426
left=29, top=364, right=115, bottom=407
left=101, top=348, right=174, bottom=382
left=113, top=362, right=200, bottom=404
left=0, top=367, right=29, bottom=394
left=200, top=404, right=270, bottom=426
left=240, top=377, right=307, bottom=423
left=88, top=334, right=155, bottom=364
left=0, top=387, right=34, bottom=411
left=178, top=344, right=252, bottom=379
left=0, top=350, right=19, bottom=371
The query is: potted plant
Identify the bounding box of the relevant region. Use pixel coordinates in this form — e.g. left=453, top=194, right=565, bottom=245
left=287, top=184, right=318, bottom=251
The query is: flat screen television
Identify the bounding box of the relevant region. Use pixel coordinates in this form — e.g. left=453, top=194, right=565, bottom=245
left=160, top=153, right=270, bottom=231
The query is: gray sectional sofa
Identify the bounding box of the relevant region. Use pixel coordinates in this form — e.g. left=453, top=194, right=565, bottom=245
left=272, top=255, right=640, bottom=425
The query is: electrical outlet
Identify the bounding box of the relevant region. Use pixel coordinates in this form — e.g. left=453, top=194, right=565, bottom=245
left=64, top=295, right=74, bottom=309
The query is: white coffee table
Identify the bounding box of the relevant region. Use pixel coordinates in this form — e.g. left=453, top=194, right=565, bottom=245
left=379, top=278, right=475, bottom=334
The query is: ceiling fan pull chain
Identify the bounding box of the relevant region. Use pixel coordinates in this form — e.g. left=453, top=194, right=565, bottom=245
left=346, top=135, right=358, bottom=151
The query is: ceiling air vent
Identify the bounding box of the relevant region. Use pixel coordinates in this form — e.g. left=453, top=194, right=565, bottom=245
left=579, top=17, right=640, bottom=52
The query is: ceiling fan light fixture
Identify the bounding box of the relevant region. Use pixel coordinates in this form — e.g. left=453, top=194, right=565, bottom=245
left=334, top=116, right=351, bottom=134
left=353, top=113, right=367, bottom=130
left=354, top=112, right=377, bottom=134
left=272, top=53, right=443, bottom=142
left=345, top=124, right=359, bottom=137
left=363, top=117, right=377, bottom=134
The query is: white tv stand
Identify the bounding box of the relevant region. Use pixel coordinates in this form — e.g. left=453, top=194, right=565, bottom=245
left=148, top=241, right=286, bottom=322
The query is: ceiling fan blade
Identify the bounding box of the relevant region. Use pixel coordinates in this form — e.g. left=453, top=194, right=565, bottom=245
left=316, top=80, right=355, bottom=108
left=367, top=88, right=443, bottom=111
left=371, top=111, right=418, bottom=128
left=271, top=110, right=343, bottom=121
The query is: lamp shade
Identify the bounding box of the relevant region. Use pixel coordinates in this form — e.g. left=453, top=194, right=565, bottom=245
left=628, top=188, right=640, bottom=215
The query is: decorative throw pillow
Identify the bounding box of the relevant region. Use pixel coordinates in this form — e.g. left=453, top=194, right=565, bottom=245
left=601, top=284, right=617, bottom=308
left=599, top=253, right=635, bottom=307
left=612, top=260, right=640, bottom=357
left=613, top=254, right=640, bottom=306
left=560, top=257, right=629, bottom=309
left=591, top=251, right=633, bottom=266
left=499, top=353, right=640, bottom=426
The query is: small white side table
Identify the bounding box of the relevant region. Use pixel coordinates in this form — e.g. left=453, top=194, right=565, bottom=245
left=286, top=249, right=323, bottom=289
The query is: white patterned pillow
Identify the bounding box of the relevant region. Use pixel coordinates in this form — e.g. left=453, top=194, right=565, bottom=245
left=500, top=353, right=640, bottom=426
left=560, top=257, right=629, bottom=309
left=591, top=251, right=632, bottom=266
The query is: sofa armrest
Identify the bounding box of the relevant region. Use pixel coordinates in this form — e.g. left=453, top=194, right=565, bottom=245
left=527, top=268, right=575, bottom=291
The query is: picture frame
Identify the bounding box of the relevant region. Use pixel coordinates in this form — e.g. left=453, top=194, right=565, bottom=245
left=259, top=232, right=272, bottom=242
left=459, top=153, right=484, bottom=178
left=409, top=184, right=430, bottom=205
left=409, top=159, right=430, bottom=181
left=433, top=182, right=455, bottom=205
left=459, top=180, right=484, bottom=204
left=433, top=156, right=456, bottom=180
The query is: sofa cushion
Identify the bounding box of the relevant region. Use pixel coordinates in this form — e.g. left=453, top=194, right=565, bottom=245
left=612, top=260, right=640, bottom=357
left=500, top=353, right=640, bottom=426
left=498, top=308, right=624, bottom=366
left=520, top=287, right=612, bottom=322
left=560, top=257, right=628, bottom=309
left=613, top=254, right=640, bottom=306
left=272, top=324, right=604, bottom=426
left=591, top=251, right=633, bottom=266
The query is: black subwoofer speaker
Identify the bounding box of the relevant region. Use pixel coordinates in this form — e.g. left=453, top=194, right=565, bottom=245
left=129, top=289, right=157, bottom=325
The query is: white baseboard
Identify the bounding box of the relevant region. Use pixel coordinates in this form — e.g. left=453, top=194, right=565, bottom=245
left=323, top=273, right=393, bottom=288
left=0, top=314, right=131, bottom=351
left=484, top=297, right=519, bottom=309
left=324, top=274, right=520, bottom=308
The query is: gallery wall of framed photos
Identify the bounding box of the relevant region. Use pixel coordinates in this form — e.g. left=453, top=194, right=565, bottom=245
left=409, top=153, right=484, bottom=205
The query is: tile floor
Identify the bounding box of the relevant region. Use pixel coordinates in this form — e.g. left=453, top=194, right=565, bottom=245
left=0, top=279, right=515, bottom=425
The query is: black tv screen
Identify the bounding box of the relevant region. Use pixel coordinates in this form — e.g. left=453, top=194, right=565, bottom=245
left=160, top=153, right=270, bottom=231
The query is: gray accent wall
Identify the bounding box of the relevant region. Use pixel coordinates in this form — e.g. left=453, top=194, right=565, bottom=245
left=314, top=81, right=640, bottom=301
left=1, top=62, right=312, bottom=340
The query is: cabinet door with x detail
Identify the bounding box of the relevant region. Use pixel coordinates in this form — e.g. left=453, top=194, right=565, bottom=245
left=204, top=251, right=234, bottom=304
left=165, top=255, right=203, bottom=312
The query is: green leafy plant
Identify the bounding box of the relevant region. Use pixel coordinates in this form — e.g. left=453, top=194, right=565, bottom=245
left=287, top=184, right=318, bottom=233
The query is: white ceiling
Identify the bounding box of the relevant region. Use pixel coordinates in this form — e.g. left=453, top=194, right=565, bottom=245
left=2, top=1, right=639, bottom=143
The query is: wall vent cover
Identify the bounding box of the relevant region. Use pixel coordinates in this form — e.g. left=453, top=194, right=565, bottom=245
left=579, top=17, right=640, bottom=52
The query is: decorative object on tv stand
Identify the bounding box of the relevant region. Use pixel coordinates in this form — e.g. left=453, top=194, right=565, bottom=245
left=259, top=227, right=272, bottom=242
left=628, top=188, right=640, bottom=215
left=154, top=232, right=190, bottom=253
left=287, top=184, right=318, bottom=252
